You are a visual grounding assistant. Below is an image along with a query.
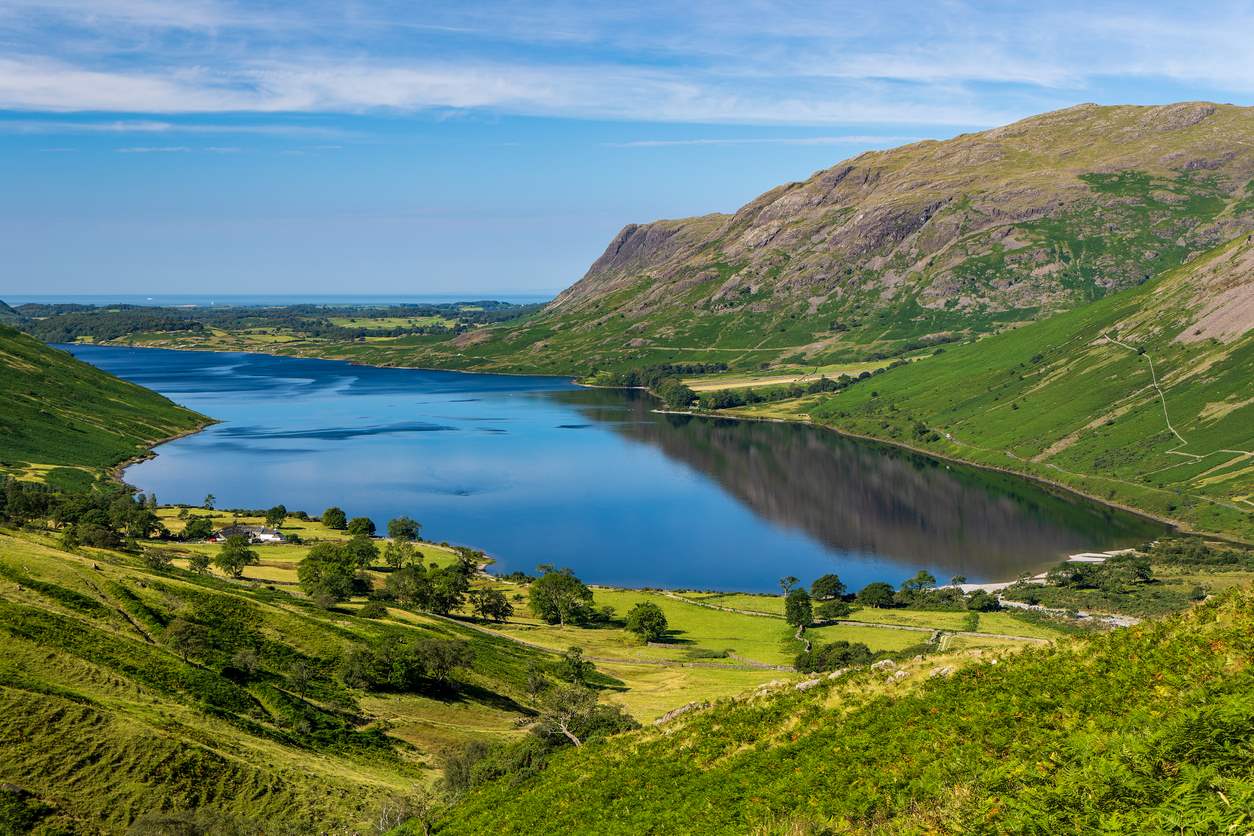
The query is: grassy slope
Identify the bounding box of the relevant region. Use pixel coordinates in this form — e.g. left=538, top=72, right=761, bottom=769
left=0, top=325, right=206, bottom=489
left=779, top=236, right=1254, bottom=539
left=0, top=527, right=552, bottom=833
left=440, top=589, right=1254, bottom=834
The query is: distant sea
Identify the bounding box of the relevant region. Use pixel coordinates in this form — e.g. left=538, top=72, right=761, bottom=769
left=1, top=293, right=555, bottom=308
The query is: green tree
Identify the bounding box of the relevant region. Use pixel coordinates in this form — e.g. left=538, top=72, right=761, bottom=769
left=182, top=516, right=213, bottom=540
left=816, top=599, right=852, bottom=620
left=384, top=539, right=416, bottom=568
left=344, top=534, right=379, bottom=568
left=165, top=617, right=207, bottom=662
left=298, top=542, right=358, bottom=604
left=857, top=581, right=897, bottom=608
left=387, top=515, right=422, bottom=541
left=264, top=504, right=287, bottom=528
left=811, top=573, right=846, bottom=601
left=468, top=588, right=514, bottom=622
left=900, top=570, right=937, bottom=595
left=213, top=535, right=259, bottom=579
left=322, top=506, right=347, bottom=530
left=785, top=588, right=813, bottom=627
left=347, top=516, right=376, bottom=537
left=557, top=646, right=595, bottom=685
left=529, top=568, right=594, bottom=626
left=624, top=601, right=669, bottom=643
left=202, top=493, right=215, bottom=510
left=779, top=575, right=800, bottom=595
left=187, top=552, right=210, bottom=574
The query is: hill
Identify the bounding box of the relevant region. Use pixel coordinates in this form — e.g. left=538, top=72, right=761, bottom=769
left=0, top=525, right=555, bottom=833
left=439, top=586, right=1254, bottom=833
left=0, top=325, right=206, bottom=489
left=780, top=234, right=1253, bottom=540
left=412, top=102, right=1254, bottom=374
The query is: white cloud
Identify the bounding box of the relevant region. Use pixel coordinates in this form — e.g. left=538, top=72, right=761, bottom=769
left=0, top=2, right=1249, bottom=125
left=115, top=145, right=191, bottom=152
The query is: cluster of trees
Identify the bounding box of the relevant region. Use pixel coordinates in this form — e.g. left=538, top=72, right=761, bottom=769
left=777, top=570, right=999, bottom=630
left=340, top=636, right=473, bottom=691
left=697, top=371, right=874, bottom=411
left=584, top=365, right=701, bottom=409
left=15, top=300, right=542, bottom=344
left=1, top=478, right=162, bottom=549
left=1044, top=553, right=1153, bottom=594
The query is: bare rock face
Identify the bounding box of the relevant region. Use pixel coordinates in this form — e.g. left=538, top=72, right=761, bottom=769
left=527, top=103, right=1254, bottom=367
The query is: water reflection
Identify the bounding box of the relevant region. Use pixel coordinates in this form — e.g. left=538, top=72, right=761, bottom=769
left=555, top=389, right=1162, bottom=578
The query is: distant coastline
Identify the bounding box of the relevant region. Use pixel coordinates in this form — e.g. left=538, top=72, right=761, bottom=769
left=1, top=292, right=557, bottom=308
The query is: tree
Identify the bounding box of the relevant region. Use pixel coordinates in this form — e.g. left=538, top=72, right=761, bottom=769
left=202, top=494, right=215, bottom=510
left=900, top=570, right=937, bottom=595
left=387, top=515, right=422, bottom=542
left=298, top=542, right=358, bottom=604
left=182, top=516, right=213, bottom=540
left=165, top=617, right=207, bottom=662
left=857, top=581, right=897, bottom=608
left=187, top=552, right=211, bottom=574
left=213, top=535, right=259, bottom=579
left=344, top=534, right=379, bottom=568
left=950, top=575, right=968, bottom=587
left=415, top=638, right=473, bottom=685
left=816, top=599, right=852, bottom=620
left=536, top=685, right=598, bottom=747
left=534, top=685, right=638, bottom=749
left=811, top=573, right=846, bottom=601
left=384, top=539, right=416, bottom=568
left=347, top=516, right=376, bottom=537
left=264, top=504, right=287, bottom=528
left=624, top=601, right=669, bottom=643
left=529, top=568, right=594, bottom=625
left=322, top=506, right=347, bottom=530
left=385, top=564, right=431, bottom=607
left=468, top=588, right=514, bottom=622
left=785, top=588, right=813, bottom=627
left=557, top=646, right=595, bottom=685
left=779, top=575, right=800, bottom=596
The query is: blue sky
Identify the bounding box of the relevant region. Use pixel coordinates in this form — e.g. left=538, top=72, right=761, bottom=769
left=1, top=1, right=1251, bottom=297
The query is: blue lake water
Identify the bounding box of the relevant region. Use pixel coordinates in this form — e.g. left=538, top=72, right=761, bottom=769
left=68, top=345, right=1163, bottom=593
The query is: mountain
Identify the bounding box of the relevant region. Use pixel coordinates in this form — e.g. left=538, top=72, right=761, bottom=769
left=799, top=233, right=1254, bottom=539
left=0, top=326, right=207, bottom=489
left=430, top=102, right=1254, bottom=374
left=441, top=586, right=1254, bottom=833
left=0, top=300, right=19, bottom=327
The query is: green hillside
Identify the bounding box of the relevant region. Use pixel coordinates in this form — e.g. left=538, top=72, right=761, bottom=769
left=788, top=235, right=1253, bottom=539
left=0, top=325, right=206, bottom=489
left=0, top=526, right=561, bottom=833
left=440, top=587, right=1254, bottom=834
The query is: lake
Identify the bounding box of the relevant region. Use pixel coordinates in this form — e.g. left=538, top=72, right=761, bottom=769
left=69, top=345, right=1163, bottom=593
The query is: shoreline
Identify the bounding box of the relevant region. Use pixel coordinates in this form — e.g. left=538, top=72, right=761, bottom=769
left=76, top=340, right=1245, bottom=590
left=655, top=405, right=1250, bottom=549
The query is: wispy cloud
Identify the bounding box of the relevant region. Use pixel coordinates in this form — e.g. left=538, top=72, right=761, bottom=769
left=115, top=145, right=192, bottom=152
left=0, top=117, right=348, bottom=137
left=0, top=2, right=1250, bottom=125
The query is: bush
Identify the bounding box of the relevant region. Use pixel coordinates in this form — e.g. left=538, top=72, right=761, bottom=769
left=321, top=506, right=347, bottom=530
left=795, top=640, right=872, bottom=673
left=358, top=600, right=388, bottom=619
